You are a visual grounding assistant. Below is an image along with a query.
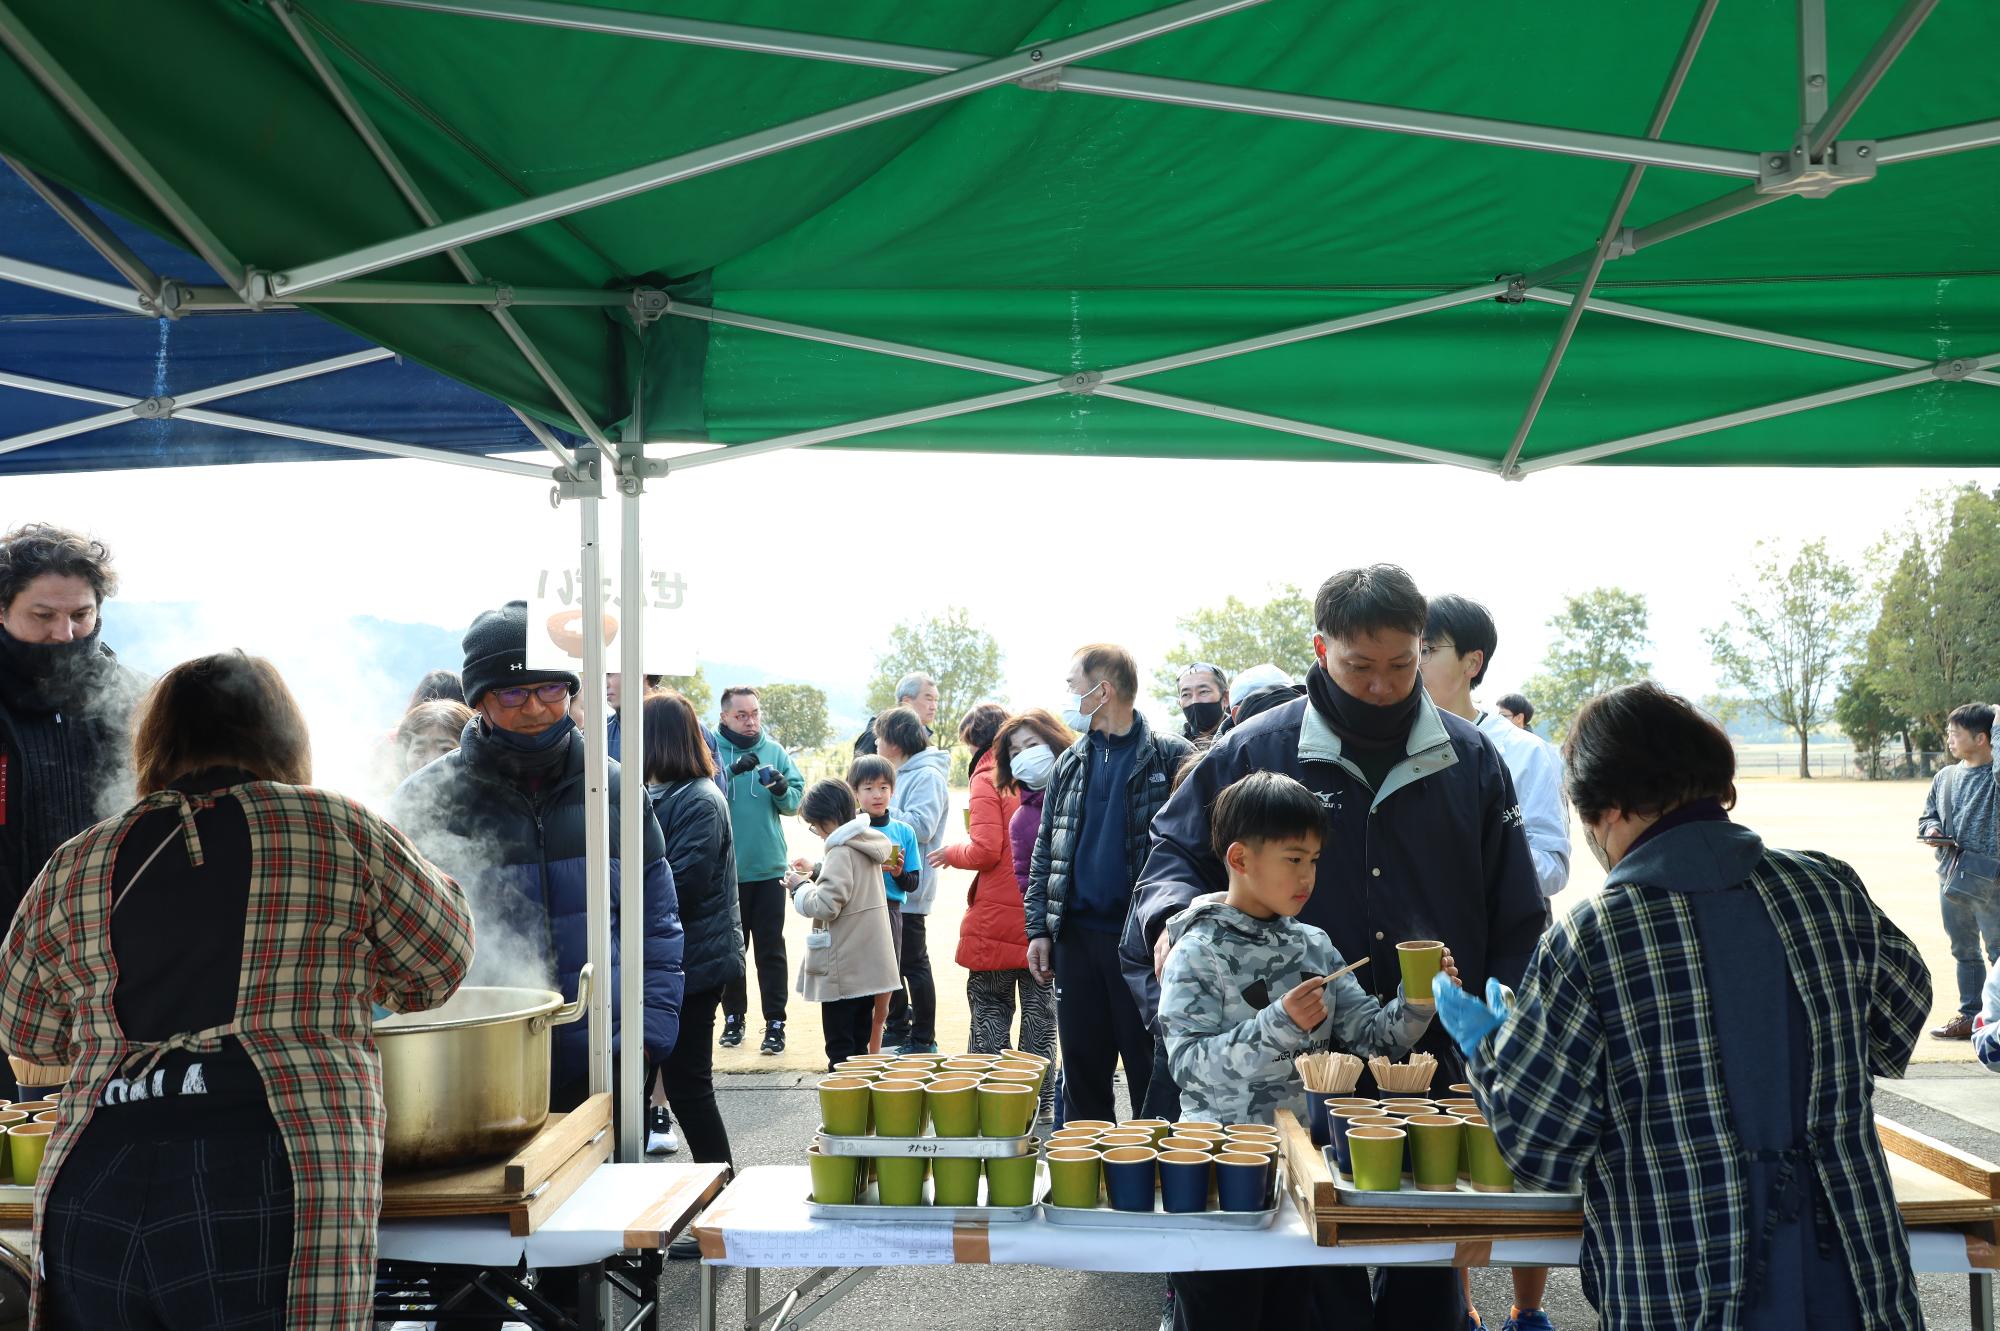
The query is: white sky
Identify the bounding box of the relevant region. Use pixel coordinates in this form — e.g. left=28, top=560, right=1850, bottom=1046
left=7, top=452, right=1995, bottom=752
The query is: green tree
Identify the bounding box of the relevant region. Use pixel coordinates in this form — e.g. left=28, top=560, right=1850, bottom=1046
left=1867, top=486, right=2000, bottom=737
left=1704, top=539, right=1863, bottom=779
left=759, top=682, right=831, bottom=750
left=659, top=668, right=712, bottom=714
left=1150, top=584, right=1317, bottom=705
left=1834, top=662, right=1911, bottom=780
left=1521, top=587, right=1652, bottom=741
left=866, top=607, right=1003, bottom=744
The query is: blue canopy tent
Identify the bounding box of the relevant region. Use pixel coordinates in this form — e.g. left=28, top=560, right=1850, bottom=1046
left=0, top=161, right=575, bottom=477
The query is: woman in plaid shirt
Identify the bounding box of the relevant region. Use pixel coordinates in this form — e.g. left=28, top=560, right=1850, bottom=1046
left=1436, top=683, right=1931, bottom=1331
left=0, top=653, right=473, bottom=1329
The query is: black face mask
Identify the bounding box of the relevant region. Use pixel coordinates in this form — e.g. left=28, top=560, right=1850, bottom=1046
left=1182, top=700, right=1225, bottom=735
left=0, top=622, right=107, bottom=711
left=1307, top=662, right=1422, bottom=751
left=718, top=721, right=759, bottom=750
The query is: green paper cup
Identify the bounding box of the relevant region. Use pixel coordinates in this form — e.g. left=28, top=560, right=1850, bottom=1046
left=1462, top=1114, right=1515, bottom=1193
left=1120, top=1119, right=1172, bottom=1145
left=925, top=1076, right=983, bottom=1138
left=1045, top=1148, right=1102, bottom=1208
left=1406, top=1115, right=1464, bottom=1192
left=818, top=1076, right=874, bottom=1136
left=1159, top=1135, right=1219, bottom=1156
left=1047, top=1127, right=1103, bottom=1149
left=874, top=1156, right=929, bottom=1206
left=870, top=1079, right=927, bottom=1137
left=1448, top=1083, right=1476, bottom=1096
left=0, top=1111, right=24, bottom=1177
left=978, top=1083, right=1036, bottom=1138
left=986, top=1067, right=1043, bottom=1097
left=1346, top=1124, right=1406, bottom=1192
left=1395, top=939, right=1445, bottom=998
left=1435, top=1097, right=1478, bottom=1116
left=984, top=1149, right=1038, bottom=1207
left=1063, top=1119, right=1116, bottom=1134
left=8, top=1122, right=52, bottom=1187
left=1381, top=1099, right=1436, bottom=1115
left=932, top=1156, right=983, bottom=1207
left=1095, top=1132, right=1153, bottom=1151
left=1171, top=1120, right=1223, bottom=1137
left=808, top=1144, right=859, bottom=1204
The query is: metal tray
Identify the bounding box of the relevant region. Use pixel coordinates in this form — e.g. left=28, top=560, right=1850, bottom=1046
left=814, top=1129, right=1036, bottom=1158
left=1323, top=1146, right=1581, bottom=1212
left=1039, top=1156, right=1287, bottom=1230
left=803, top=1161, right=1046, bottom=1222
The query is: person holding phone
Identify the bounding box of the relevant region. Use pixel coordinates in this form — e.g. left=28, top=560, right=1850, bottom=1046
left=1921, top=702, right=1999, bottom=1040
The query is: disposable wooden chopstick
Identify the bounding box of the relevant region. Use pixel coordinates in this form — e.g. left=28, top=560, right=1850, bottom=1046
left=1323, top=956, right=1369, bottom=985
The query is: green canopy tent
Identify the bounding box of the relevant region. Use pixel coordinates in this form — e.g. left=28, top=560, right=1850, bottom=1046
left=3, top=0, right=1996, bottom=1156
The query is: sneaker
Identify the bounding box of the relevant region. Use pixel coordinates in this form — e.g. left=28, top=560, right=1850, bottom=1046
left=1501, top=1309, right=1555, bottom=1331
left=646, top=1106, right=680, bottom=1156
left=894, top=1040, right=939, bottom=1055
left=760, top=1021, right=786, bottom=1055
left=1932, top=1012, right=1976, bottom=1040
left=719, top=1015, right=745, bottom=1048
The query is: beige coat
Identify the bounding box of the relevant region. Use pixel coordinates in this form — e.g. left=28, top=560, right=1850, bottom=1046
left=792, top=817, right=901, bottom=1003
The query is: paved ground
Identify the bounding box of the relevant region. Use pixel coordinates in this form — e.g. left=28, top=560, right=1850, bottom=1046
left=648, top=1063, right=2000, bottom=1331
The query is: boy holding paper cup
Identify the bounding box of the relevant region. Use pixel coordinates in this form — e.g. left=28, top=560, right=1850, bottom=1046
left=1158, top=771, right=1453, bottom=1328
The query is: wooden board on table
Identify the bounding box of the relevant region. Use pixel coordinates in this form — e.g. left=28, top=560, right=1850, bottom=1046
left=620, top=1163, right=731, bottom=1250
left=1325, top=1218, right=1586, bottom=1248
left=383, top=1122, right=610, bottom=1219
left=0, top=1188, right=30, bottom=1231
left=1878, top=1115, right=2000, bottom=1201
left=510, top=1128, right=612, bottom=1236
left=1276, top=1110, right=1333, bottom=1224
left=382, top=1094, right=611, bottom=1208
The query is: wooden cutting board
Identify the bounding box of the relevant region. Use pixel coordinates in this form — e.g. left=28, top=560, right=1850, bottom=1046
left=381, top=1092, right=612, bottom=1207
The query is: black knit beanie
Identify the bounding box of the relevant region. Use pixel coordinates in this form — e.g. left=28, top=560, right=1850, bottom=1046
left=461, top=600, right=580, bottom=706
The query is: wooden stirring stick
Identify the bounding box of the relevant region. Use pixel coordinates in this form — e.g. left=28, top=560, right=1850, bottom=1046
left=1323, top=956, right=1370, bottom=985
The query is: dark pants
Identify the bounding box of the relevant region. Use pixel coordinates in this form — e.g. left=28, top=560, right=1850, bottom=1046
left=1941, top=881, right=2000, bottom=1013
left=883, top=911, right=935, bottom=1047
left=723, top=878, right=789, bottom=1025
left=1172, top=1268, right=1368, bottom=1330
left=1142, top=1030, right=1182, bottom=1122
left=820, top=995, right=877, bottom=1070
left=1053, top=925, right=1153, bottom=1123
left=44, top=1127, right=294, bottom=1331
left=659, top=984, right=733, bottom=1168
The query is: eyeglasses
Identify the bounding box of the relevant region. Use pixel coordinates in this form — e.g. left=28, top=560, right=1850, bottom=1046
left=1418, top=640, right=1455, bottom=663
left=489, top=682, right=573, bottom=709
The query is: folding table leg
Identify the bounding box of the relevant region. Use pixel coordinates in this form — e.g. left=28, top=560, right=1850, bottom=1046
left=699, top=1264, right=717, bottom=1331
left=1975, top=1272, right=1996, bottom=1331
left=744, top=1269, right=760, bottom=1331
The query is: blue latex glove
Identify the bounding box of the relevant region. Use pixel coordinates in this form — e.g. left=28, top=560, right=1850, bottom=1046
left=756, top=764, right=783, bottom=789
left=1432, top=973, right=1512, bottom=1057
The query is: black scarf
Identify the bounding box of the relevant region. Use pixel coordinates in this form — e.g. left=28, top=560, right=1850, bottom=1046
left=0, top=625, right=113, bottom=715
left=468, top=716, right=575, bottom=790
left=717, top=721, right=759, bottom=751
left=1306, top=663, right=1421, bottom=753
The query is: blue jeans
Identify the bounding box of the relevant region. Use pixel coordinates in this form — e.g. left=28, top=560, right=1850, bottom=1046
left=1941, top=882, right=2000, bottom=1014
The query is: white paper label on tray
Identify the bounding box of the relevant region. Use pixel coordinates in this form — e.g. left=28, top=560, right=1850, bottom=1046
left=725, top=1220, right=957, bottom=1267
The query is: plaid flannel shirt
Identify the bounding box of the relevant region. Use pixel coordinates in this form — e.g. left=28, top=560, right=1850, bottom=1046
left=1466, top=845, right=1929, bottom=1331
left=0, top=782, right=472, bottom=1329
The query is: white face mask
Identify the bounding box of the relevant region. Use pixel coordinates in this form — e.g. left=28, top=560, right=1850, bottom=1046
left=1011, top=743, right=1056, bottom=790
left=1061, top=680, right=1106, bottom=733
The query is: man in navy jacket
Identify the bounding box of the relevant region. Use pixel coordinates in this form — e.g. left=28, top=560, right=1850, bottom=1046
left=1130, top=565, right=1541, bottom=1328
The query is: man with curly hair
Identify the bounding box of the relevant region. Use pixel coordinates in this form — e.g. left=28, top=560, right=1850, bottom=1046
left=0, top=523, right=144, bottom=935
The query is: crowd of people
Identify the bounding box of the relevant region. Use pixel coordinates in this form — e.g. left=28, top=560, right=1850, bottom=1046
left=0, top=516, right=1993, bottom=1329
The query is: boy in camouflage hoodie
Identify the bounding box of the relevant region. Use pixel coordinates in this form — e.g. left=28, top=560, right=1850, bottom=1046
left=1158, top=771, right=1444, bottom=1328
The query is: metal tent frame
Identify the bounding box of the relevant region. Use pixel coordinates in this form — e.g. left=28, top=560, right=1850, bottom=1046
left=2, top=0, right=1998, bottom=1157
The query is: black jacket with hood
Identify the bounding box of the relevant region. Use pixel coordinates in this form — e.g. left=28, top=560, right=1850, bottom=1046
left=647, top=777, right=743, bottom=995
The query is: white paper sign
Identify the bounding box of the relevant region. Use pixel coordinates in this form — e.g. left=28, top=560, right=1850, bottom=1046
left=526, top=542, right=699, bottom=675
left=723, top=1220, right=958, bottom=1268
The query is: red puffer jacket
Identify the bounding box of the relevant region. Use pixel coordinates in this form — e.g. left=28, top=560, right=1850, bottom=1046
left=947, top=750, right=1027, bottom=973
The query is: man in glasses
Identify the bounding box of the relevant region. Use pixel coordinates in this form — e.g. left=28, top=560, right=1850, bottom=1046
left=394, top=600, right=684, bottom=1120
left=1176, top=663, right=1231, bottom=743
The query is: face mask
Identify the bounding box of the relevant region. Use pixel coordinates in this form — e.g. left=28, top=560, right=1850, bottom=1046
left=1011, top=743, right=1056, bottom=790
left=1583, top=821, right=1613, bottom=871
left=1182, top=700, right=1224, bottom=735
left=487, top=713, right=576, bottom=755
left=1061, top=681, right=1106, bottom=733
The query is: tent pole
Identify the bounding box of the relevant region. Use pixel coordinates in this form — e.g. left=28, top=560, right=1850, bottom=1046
left=1874, top=118, right=2000, bottom=164
left=1516, top=351, right=2000, bottom=473
left=509, top=406, right=578, bottom=475
left=1520, top=183, right=1780, bottom=287
left=1796, top=0, right=1829, bottom=135
left=268, top=0, right=619, bottom=456
left=1522, top=289, right=2000, bottom=387
left=0, top=254, right=149, bottom=313
left=1498, top=0, right=1719, bottom=478
left=0, top=349, right=397, bottom=458
left=615, top=343, right=648, bottom=1163
left=1804, top=0, right=1938, bottom=161
left=364, top=0, right=1764, bottom=178
left=2, top=156, right=165, bottom=307
left=576, top=451, right=614, bottom=1100
left=266, top=0, right=1269, bottom=295
left=170, top=409, right=556, bottom=477
left=0, top=2, right=245, bottom=291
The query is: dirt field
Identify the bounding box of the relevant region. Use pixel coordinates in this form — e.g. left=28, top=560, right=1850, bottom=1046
left=716, top=777, right=1978, bottom=1074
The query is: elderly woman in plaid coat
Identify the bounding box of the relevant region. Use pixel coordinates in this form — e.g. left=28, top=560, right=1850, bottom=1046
left=0, top=653, right=472, bottom=1329
left=1436, top=683, right=1932, bottom=1331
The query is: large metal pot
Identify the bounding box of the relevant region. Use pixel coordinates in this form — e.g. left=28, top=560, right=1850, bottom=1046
left=375, top=964, right=592, bottom=1171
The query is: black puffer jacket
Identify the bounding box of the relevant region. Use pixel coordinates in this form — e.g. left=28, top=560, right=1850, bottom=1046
left=647, top=778, right=743, bottom=995
left=0, top=631, right=142, bottom=920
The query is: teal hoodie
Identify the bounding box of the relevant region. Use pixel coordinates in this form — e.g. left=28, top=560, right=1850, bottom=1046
left=716, top=727, right=805, bottom=881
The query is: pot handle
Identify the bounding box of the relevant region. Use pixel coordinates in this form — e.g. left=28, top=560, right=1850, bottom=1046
left=552, top=963, right=593, bottom=1027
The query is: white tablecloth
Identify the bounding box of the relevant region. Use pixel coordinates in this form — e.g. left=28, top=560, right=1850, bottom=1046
left=698, top=1166, right=1993, bottom=1277
left=379, top=1163, right=711, bottom=1269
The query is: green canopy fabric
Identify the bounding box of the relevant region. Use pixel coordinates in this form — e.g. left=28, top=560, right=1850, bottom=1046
left=2, top=0, right=1996, bottom=473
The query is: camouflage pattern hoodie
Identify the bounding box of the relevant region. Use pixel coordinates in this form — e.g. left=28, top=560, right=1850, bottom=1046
left=1160, top=892, right=1433, bottom=1126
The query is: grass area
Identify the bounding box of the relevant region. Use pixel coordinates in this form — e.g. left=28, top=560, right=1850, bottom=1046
left=716, top=778, right=1979, bottom=1073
